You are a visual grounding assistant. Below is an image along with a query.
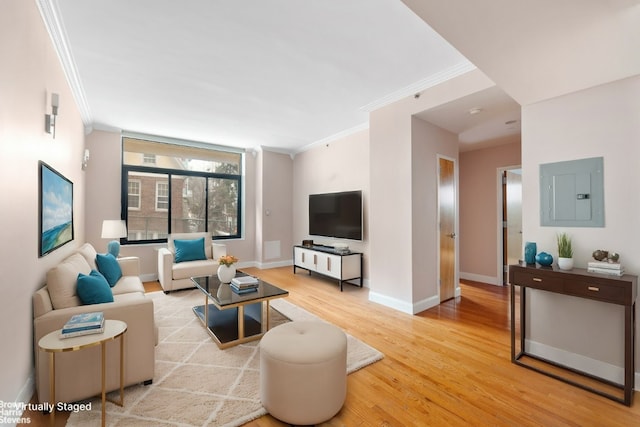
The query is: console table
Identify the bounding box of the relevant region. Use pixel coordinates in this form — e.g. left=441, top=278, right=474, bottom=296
left=293, top=245, right=363, bottom=291
left=509, top=264, right=637, bottom=405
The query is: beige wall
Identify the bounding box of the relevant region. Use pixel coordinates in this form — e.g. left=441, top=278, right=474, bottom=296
left=84, top=130, right=262, bottom=278
left=369, top=69, right=494, bottom=313
left=522, top=75, right=640, bottom=382
left=0, top=0, right=87, bottom=405
left=459, top=139, right=521, bottom=284
left=256, top=150, right=294, bottom=267
left=292, top=130, right=370, bottom=278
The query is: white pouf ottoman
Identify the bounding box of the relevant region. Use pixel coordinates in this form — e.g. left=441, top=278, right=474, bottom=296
left=260, top=321, right=347, bottom=425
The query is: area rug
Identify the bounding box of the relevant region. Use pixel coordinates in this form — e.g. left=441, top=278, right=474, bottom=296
left=66, top=289, right=383, bottom=426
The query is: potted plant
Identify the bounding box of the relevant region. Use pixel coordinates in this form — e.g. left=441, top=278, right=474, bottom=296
left=556, top=232, right=574, bottom=270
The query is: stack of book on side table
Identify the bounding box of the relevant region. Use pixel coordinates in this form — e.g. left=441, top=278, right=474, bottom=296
left=587, top=261, right=625, bottom=276
left=230, top=276, right=259, bottom=294
left=60, top=312, right=105, bottom=338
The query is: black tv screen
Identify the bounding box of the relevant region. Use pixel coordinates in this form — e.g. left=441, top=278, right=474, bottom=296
left=309, top=190, right=362, bottom=241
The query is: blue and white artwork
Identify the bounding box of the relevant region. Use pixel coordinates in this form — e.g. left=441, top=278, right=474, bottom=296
left=40, top=162, right=74, bottom=256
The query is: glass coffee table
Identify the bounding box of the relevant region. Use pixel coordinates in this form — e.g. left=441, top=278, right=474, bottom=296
left=191, top=272, right=289, bottom=349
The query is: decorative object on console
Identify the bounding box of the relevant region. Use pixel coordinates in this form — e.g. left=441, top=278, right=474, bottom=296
left=217, top=254, right=238, bottom=283
left=302, top=239, right=314, bottom=247
left=535, top=252, right=553, bottom=266
left=524, top=242, right=537, bottom=264
left=556, top=232, right=574, bottom=270
left=101, top=220, right=127, bottom=257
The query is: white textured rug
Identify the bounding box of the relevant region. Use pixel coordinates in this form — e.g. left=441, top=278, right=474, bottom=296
left=66, top=289, right=383, bottom=426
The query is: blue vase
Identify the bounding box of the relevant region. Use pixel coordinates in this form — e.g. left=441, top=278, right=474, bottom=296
left=524, top=242, right=537, bottom=264
left=535, top=252, right=553, bottom=266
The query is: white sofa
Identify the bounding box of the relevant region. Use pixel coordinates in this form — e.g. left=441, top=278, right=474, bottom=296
left=33, top=243, right=156, bottom=404
left=157, top=232, right=227, bottom=292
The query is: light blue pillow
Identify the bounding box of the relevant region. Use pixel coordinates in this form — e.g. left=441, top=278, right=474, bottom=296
left=96, top=253, right=123, bottom=286
left=174, top=238, right=207, bottom=263
left=77, top=270, right=114, bottom=305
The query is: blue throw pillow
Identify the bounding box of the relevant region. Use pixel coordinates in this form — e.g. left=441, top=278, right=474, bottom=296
left=174, top=238, right=207, bottom=263
left=77, top=270, right=114, bottom=305
left=96, top=253, right=123, bottom=286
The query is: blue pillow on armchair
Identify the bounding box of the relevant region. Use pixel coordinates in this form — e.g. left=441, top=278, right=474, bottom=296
left=77, top=270, right=114, bottom=305
left=96, top=253, right=123, bottom=286
left=174, top=238, right=207, bottom=263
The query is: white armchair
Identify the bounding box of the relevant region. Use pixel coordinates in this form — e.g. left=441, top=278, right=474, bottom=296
left=158, top=232, right=227, bottom=292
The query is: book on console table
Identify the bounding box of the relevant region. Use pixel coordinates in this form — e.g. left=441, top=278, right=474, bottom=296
left=61, top=312, right=105, bottom=338
left=587, top=261, right=623, bottom=270
left=587, top=261, right=624, bottom=276
left=587, top=266, right=625, bottom=276
left=231, top=276, right=259, bottom=289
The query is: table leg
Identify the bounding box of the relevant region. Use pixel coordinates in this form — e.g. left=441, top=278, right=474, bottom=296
left=238, top=305, right=245, bottom=340
left=101, top=341, right=106, bottom=427
left=119, top=333, right=124, bottom=404
left=48, top=353, right=55, bottom=426
left=265, top=301, right=270, bottom=332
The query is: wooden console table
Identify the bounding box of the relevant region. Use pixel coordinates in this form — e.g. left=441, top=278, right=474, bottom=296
left=509, top=263, right=637, bottom=405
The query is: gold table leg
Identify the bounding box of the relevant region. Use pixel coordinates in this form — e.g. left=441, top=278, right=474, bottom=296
left=48, top=353, right=55, bottom=427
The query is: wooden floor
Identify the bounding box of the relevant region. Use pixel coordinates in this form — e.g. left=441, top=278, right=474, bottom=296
left=243, top=267, right=640, bottom=427
left=23, top=267, right=640, bottom=426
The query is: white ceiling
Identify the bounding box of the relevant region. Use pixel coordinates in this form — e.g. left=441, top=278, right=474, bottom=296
left=44, top=1, right=638, bottom=155
left=402, top=0, right=640, bottom=106
left=43, top=0, right=498, bottom=153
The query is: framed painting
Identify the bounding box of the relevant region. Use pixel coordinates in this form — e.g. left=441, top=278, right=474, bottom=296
left=39, top=161, right=74, bottom=256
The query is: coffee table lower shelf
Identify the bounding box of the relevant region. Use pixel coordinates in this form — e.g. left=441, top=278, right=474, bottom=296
left=193, top=303, right=265, bottom=348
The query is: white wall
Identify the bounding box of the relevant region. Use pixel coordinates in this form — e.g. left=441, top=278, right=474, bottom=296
left=522, top=75, right=640, bottom=380
left=292, top=130, right=370, bottom=278
left=0, top=0, right=86, bottom=407
left=368, top=69, right=494, bottom=313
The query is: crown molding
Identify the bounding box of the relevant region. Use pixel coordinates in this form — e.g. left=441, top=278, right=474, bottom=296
left=36, top=0, right=93, bottom=127
left=294, top=122, right=369, bottom=155
left=359, top=61, right=477, bottom=112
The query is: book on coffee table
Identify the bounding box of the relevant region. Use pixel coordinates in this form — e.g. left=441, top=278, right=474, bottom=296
left=231, top=276, right=259, bottom=289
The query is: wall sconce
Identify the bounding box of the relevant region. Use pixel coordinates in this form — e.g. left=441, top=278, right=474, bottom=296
left=82, top=149, right=90, bottom=170
left=45, top=93, right=59, bottom=138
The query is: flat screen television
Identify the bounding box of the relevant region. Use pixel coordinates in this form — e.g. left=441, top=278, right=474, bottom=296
left=309, top=190, right=362, bottom=241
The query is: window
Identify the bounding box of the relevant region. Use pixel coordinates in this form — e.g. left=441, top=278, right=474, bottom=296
left=156, top=181, right=169, bottom=211
left=128, top=180, right=141, bottom=210
left=121, top=135, right=243, bottom=243
left=143, top=154, right=156, bottom=164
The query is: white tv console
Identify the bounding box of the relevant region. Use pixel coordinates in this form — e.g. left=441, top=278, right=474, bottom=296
left=293, top=245, right=363, bottom=291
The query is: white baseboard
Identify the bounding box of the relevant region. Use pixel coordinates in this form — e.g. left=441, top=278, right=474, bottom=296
left=460, top=272, right=502, bottom=286
left=140, top=273, right=158, bottom=282
left=526, top=339, right=639, bottom=389
left=369, top=291, right=414, bottom=314
left=4, top=372, right=35, bottom=426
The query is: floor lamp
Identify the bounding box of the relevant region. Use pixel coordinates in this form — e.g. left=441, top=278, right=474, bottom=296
left=101, top=220, right=127, bottom=257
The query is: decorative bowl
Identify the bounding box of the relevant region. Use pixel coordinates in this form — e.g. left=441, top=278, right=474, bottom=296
left=535, top=252, right=553, bottom=266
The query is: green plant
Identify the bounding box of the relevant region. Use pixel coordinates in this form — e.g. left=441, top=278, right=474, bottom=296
left=556, top=233, right=573, bottom=258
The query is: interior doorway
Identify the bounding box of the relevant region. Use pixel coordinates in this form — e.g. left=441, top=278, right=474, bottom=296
left=438, top=156, right=456, bottom=302
left=500, top=168, right=522, bottom=284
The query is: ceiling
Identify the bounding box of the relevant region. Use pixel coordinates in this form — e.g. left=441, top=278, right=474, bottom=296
left=41, top=0, right=521, bottom=153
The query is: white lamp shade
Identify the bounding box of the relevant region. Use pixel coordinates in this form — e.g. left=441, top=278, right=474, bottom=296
left=101, top=220, right=127, bottom=239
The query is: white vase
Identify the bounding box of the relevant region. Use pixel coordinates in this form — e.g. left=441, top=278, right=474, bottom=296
left=217, top=264, right=236, bottom=283
left=557, top=257, right=574, bottom=271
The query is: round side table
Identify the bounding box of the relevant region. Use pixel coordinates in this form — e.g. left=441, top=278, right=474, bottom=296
left=38, top=319, right=127, bottom=427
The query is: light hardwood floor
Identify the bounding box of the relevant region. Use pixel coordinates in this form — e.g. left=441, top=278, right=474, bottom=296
left=242, top=266, right=639, bottom=427
left=23, top=267, right=639, bottom=426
